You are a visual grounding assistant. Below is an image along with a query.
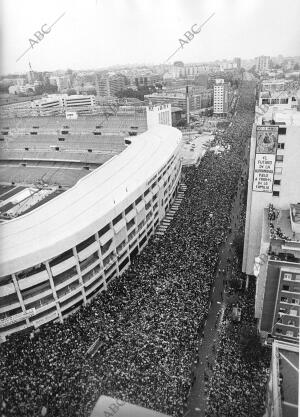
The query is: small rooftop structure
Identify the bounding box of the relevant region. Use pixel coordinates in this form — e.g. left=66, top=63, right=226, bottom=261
left=267, top=205, right=300, bottom=243
left=290, top=204, right=300, bottom=235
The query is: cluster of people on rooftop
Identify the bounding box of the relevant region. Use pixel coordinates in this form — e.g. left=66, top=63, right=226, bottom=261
left=1, top=81, right=258, bottom=417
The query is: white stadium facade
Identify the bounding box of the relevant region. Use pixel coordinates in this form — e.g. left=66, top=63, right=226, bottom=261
left=0, top=125, right=182, bottom=341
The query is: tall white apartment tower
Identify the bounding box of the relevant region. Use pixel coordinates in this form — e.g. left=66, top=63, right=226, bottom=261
left=255, top=56, right=270, bottom=73
left=213, top=79, right=229, bottom=116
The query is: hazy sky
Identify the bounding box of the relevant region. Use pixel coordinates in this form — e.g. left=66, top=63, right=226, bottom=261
left=1, top=0, right=300, bottom=74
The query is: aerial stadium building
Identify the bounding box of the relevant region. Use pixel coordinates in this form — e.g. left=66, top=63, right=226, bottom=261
left=0, top=125, right=182, bottom=341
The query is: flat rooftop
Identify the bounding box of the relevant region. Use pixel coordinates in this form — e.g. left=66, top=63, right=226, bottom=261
left=268, top=207, right=300, bottom=242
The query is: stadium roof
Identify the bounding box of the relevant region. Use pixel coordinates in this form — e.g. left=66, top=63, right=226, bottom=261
left=0, top=125, right=181, bottom=276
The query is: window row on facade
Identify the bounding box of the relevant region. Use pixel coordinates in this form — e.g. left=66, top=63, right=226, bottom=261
left=0, top=153, right=182, bottom=340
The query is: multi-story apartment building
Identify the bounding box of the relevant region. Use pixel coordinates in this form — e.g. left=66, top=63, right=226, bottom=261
left=213, top=79, right=232, bottom=116
left=134, top=74, right=161, bottom=88
left=145, top=89, right=213, bottom=114
left=264, top=340, right=298, bottom=417
left=254, top=203, right=300, bottom=343
left=95, top=74, right=126, bottom=97
left=243, top=97, right=300, bottom=343
left=234, top=57, right=241, bottom=70
left=49, top=76, right=71, bottom=92
left=256, top=56, right=271, bottom=73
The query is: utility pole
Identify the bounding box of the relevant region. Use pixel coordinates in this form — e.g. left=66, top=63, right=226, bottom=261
left=186, top=85, right=190, bottom=127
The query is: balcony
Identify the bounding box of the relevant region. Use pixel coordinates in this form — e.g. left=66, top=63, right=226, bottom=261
left=85, top=279, right=104, bottom=297
left=135, top=200, right=145, bottom=213
left=51, top=256, right=76, bottom=277
left=0, top=282, right=15, bottom=297
left=26, top=298, right=56, bottom=313
left=79, top=252, right=99, bottom=273
left=77, top=241, right=99, bottom=262
left=60, top=292, right=83, bottom=311
left=57, top=283, right=82, bottom=303
left=83, top=266, right=103, bottom=286
left=99, top=229, right=113, bottom=246
left=125, top=208, right=136, bottom=222
left=0, top=293, right=20, bottom=313
left=126, top=218, right=135, bottom=232
left=32, top=309, right=59, bottom=328
left=54, top=267, right=79, bottom=291
left=23, top=286, right=53, bottom=305
left=18, top=269, right=49, bottom=291
left=113, top=218, right=126, bottom=234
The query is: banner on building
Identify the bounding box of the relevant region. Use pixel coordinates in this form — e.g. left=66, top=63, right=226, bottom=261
left=253, top=126, right=278, bottom=193
left=255, top=126, right=278, bottom=154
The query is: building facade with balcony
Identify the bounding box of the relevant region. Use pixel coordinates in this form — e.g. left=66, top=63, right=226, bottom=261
left=213, top=79, right=233, bottom=116
left=0, top=125, right=182, bottom=342
left=264, top=340, right=298, bottom=417
left=243, top=100, right=300, bottom=344
left=255, top=56, right=270, bottom=73
left=31, top=95, right=96, bottom=116
left=254, top=204, right=300, bottom=343
left=95, top=74, right=126, bottom=97
left=243, top=109, right=300, bottom=277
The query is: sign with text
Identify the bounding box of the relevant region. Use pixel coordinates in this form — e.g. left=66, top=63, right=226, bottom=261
left=253, top=153, right=276, bottom=192
left=253, top=125, right=278, bottom=193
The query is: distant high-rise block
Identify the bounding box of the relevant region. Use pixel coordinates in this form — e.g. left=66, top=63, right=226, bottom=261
left=255, top=55, right=270, bottom=73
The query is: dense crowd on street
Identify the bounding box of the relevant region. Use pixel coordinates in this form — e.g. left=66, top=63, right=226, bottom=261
left=1, top=81, right=261, bottom=417
left=205, top=280, right=271, bottom=417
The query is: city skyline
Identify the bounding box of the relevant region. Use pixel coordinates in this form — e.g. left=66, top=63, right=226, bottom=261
left=1, top=0, right=300, bottom=75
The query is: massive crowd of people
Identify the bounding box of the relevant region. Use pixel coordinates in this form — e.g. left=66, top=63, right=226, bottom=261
left=205, top=280, right=271, bottom=417
left=1, top=81, right=264, bottom=417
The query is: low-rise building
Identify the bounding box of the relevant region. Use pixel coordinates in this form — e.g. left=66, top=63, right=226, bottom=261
left=31, top=95, right=96, bottom=116
left=145, top=89, right=213, bottom=114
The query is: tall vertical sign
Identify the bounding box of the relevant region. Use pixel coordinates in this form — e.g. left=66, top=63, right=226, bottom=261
left=253, top=126, right=278, bottom=193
